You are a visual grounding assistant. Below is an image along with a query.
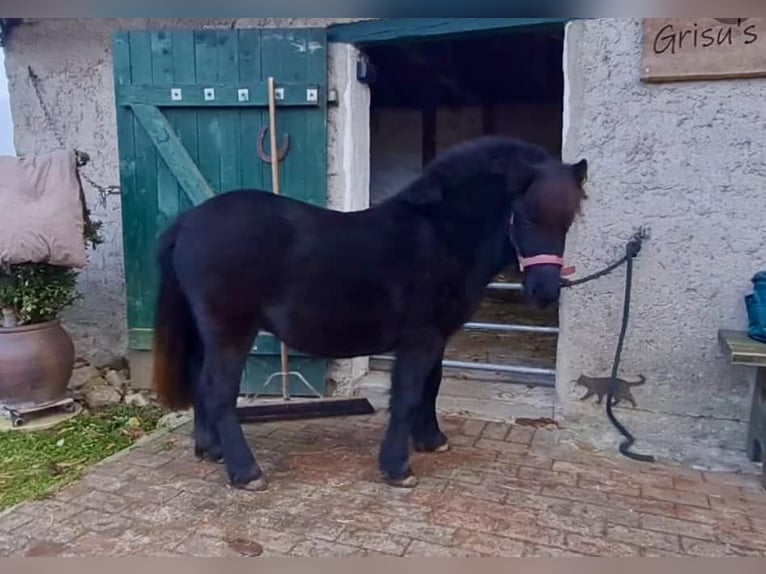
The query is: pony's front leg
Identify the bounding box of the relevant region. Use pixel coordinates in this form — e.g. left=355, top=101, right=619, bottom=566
left=201, top=341, right=266, bottom=491
left=379, top=337, right=446, bottom=488
left=412, top=358, right=450, bottom=453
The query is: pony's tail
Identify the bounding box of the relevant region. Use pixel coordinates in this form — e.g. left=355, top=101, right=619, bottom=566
left=152, top=222, right=194, bottom=410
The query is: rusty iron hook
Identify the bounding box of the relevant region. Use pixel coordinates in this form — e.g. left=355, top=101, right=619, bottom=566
left=257, top=126, right=290, bottom=163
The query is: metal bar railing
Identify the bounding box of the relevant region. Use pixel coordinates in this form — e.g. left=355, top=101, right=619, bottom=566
left=487, top=282, right=522, bottom=291
left=462, top=321, right=559, bottom=335
left=370, top=355, right=556, bottom=382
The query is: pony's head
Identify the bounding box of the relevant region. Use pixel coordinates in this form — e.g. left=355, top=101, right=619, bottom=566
left=509, top=157, right=588, bottom=308
left=392, top=136, right=588, bottom=309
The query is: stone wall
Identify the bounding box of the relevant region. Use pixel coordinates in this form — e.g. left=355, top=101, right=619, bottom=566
left=559, top=19, right=766, bottom=469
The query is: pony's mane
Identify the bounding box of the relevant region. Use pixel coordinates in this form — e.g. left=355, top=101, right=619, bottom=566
left=422, top=135, right=552, bottom=189
left=389, top=136, right=586, bottom=223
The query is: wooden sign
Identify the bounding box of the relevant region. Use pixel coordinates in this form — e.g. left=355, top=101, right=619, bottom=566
left=641, top=18, right=766, bottom=82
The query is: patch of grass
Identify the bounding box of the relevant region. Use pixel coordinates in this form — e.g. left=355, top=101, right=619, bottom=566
left=0, top=403, right=167, bottom=512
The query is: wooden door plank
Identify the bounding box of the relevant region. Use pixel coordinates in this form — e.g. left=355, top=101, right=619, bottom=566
left=113, top=32, right=143, bottom=334
left=169, top=31, right=199, bottom=214
left=237, top=30, right=266, bottom=191
left=128, top=30, right=159, bottom=330
left=217, top=31, right=242, bottom=194
left=130, top=103, right=215, bottom=206
left=302, top=28, right=329, bottom=208
left=261, top=29, right=305, bottom=201
left=151, top=30, right=179, bottom=231
left=193, top=30, right=222, bottom=195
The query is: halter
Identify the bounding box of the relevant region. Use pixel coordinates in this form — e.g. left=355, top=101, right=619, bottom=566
left=509, top=213, right=576, bottom=278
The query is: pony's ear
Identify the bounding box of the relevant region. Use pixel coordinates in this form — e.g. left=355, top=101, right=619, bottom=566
left=571, top=159, right=588, bottom=186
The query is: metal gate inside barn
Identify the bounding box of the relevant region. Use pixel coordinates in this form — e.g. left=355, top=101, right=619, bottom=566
left=112, top=28, right=329, bottom=396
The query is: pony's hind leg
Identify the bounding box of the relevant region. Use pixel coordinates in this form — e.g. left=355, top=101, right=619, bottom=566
left=379, top=336, right=446, bottom=488
left=199, top=332, right=266, bottom=491
left=183, top=341, right=222, bottom=463
left=411, top=358, right=449, bottom=453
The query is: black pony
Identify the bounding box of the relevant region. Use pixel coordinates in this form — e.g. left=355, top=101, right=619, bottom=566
left=152, top=136, right=588, bottom=490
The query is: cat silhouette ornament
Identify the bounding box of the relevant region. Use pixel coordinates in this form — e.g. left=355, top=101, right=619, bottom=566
left=574, top=374, right=646, bottom=409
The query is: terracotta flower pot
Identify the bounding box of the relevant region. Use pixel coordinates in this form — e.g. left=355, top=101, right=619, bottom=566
left=0, top=319, right=75, bottom=409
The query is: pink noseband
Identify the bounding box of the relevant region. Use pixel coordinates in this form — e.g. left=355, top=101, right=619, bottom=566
left=517, top=254, right=576, bottom=277
left=509, top=214, right=575, bottom=277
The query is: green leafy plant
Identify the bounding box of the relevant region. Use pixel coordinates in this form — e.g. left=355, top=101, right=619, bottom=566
left=0, top=184, right=104, bottom=327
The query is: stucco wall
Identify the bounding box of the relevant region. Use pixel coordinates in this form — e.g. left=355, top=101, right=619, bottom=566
left=3, top=18, right=367, bottom=375
left=559, top=19, right=765, bottom=469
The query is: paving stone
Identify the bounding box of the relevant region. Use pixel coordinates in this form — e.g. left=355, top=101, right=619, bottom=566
left=483, top=474, right=544, bottom=495
left=639, top=514, right=718, bottom=542
left=22, top=540, right=68, bottom=557
left=16, top=518, right=87, bottom=545
left=606, top=524, right=681, bottom=553
left=681, top=538, right=765, bottom=557
left=607, top=493, right=676, bottom=516
left=441, top=480, right=509, bottom=504
left=172, top=535, right=246, bottom=557
left=384, top=519, right=456, bottom=546
left=641, top=485, right=709, bottom=508
left=481, top=422, right=510, bottom=441
left=291, top=539, right=391, bottom=557
left=702, top=471, right=765, bottom=490
left=673, top=476, right=742, bottom=497
left=673, top=504, right=752, bottom=530
left=571, top=502, right=642, bottom=528
left=72, top=509, right=133, bottom=537
left=448, top=434, right=478, bottom=448
left=452, top=529, right=526, bottom=556
left=564, top=533, right=641, bottom=557
left=524, top=545, right=589, bottom=557
left=404, top=540, right=476, bottom=557
left=518, top=466, right=577, bottom=488
left=69, top=489, right=131, bottom=514
left=336, top=528, right=410, bottom=556
left=0, top=531, right=31, bottom=555
left=0, top=510, right=34, bottom=533
left=541, top=484, right=609, bottom=506
left=577, top=478, right=641, bottom=498
left=461, top=420, right=487, bottom=437
left=507, top=425, right=535, bottom=445
left=716, top=524, right=766, bottom=551
left=496, top=452, right=555, bottom=470
left=475, top=438, right=528, bottom=455
left=536, top=509, right=606, bottom=537
left=11, top=499, right=83, bottom=522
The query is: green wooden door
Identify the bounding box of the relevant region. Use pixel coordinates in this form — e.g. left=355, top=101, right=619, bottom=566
left=112, top=29, right=328, bottom=396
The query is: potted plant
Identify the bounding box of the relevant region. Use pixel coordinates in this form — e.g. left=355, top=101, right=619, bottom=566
left=0, top=156, right=104, bottom=418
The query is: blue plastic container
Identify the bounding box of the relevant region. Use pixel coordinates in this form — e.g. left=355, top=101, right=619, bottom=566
left=745, top=271, right=766, bottom=344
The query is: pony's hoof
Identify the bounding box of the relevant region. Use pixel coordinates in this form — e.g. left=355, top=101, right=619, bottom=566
left=195, top=449, right=224, bottom=465
left=413, top=439, right=450, bottom=453
left=230, top=476, right=268, bottom=492
left=381, top=469, right=419, bottom=489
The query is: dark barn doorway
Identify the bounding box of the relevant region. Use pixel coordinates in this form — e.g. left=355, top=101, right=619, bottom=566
left=361, top=27, right=566, bottom=386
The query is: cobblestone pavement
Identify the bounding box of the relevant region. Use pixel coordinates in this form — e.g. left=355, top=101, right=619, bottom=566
left=1, top=410, right=766, bottom=557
